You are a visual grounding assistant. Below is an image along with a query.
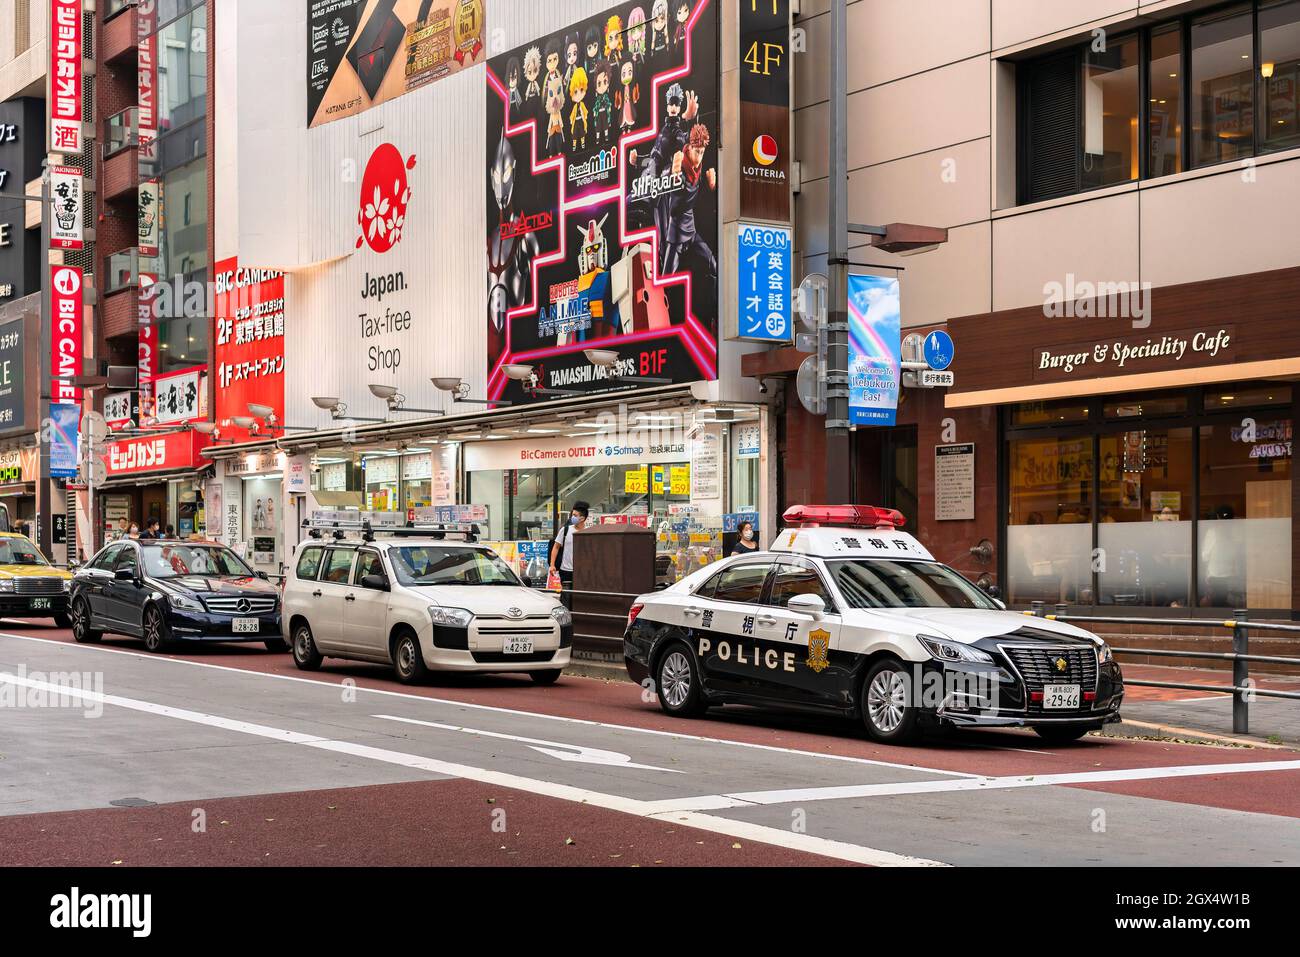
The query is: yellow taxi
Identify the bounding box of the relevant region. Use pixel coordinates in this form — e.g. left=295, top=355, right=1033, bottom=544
left=0, top=532, right=73, bottom=627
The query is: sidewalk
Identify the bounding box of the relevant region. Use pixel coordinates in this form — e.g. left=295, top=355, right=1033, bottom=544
left=1109, top=663, right=1300, bottom=750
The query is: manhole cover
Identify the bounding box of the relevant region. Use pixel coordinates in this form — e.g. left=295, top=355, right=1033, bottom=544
left=109, top=798, right=157, bottom=808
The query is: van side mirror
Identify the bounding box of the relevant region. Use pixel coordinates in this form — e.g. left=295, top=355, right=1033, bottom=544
left=787, top=593, right=826, bottom=619
left=361, top=573, right=390, bottom=592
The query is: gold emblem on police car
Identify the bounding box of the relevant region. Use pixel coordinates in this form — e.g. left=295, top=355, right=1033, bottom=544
left=806, top=629, right=831, bottom=673
left=1054, top=656, right=1068, bottom=672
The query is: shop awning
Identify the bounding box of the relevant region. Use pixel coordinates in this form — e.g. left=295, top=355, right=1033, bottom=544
left=0, top=482, right=35, bottom=496
left=97, top=466, right=213, bottom=490
left=311, top=490, right=365, bottom=508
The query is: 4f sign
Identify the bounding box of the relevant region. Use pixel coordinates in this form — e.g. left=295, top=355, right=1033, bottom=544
left=50, top=264, right=83, bottom=405
left=49, top=0, right=83, bottom=155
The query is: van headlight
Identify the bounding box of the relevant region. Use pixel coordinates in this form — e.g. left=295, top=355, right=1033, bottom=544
left=550, top=605, right=572, bottom=627
left=428, top=606, right=473, bottom=628
left=918, top=634, right=993, bottom=664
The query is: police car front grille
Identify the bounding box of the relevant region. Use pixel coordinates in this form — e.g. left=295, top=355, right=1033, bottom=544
left=13, top=578, right=64, bottom=595
left=1002, top=646, right=1097, bottom=712
left=204, top=596, right=278, bottom=615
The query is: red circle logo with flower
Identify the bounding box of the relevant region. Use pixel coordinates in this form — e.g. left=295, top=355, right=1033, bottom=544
left=357, top=143, right=417, bottom=254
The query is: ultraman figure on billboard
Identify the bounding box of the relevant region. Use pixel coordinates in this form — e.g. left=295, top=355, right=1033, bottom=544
left=487, top=133, right=539, bottom=358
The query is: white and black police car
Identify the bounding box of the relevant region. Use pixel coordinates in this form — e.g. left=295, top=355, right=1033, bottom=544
left=624, top=505, right=1123, bottom=744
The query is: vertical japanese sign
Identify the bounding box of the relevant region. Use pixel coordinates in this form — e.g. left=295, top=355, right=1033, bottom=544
left=137, top=0, right=158, bottom=166
left=138, top=272, right=158, bottom=422
left=738, top=0, right=790, bottom=223
left=50, top=165, right=83, bottom=249
left=152, top=366, right=204, bottom=425
left=50, top=264, right=83, bottom=406
left=846, top=274, right=901, bottom=426
left=48, top=0, right=83, bottom=155
left=137, top=180, right=160, bottom=256
left=214, top=258, right=287, bottom=443
left=735, top=222, right=791, bottom=342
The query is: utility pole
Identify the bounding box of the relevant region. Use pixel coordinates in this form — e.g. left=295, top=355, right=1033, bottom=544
left=35, top=162, right=54, bottom=559
left=824, top=0, right=852, bottom=504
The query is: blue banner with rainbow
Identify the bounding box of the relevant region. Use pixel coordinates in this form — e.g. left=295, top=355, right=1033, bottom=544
left=846, top=274, right=902, bottom=426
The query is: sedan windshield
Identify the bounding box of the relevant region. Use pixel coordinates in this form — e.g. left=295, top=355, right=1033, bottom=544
left=388, top=546, right=521, bottom=587
left=828, top=559, right=997, bottom=610
left=142, top=544, right=254, bottom=579
left=0, top=537, right=48, bottom=566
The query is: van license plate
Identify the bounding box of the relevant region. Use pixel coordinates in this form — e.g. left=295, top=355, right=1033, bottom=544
left=503, top=637, right=534, bottom=655
left=233, top=618, right=260, bottom=634
left=1043, top=684, right=1081, bottom=709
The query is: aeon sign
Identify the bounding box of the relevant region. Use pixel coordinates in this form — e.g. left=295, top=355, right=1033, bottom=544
left=355, top=143, right=417, bottom=254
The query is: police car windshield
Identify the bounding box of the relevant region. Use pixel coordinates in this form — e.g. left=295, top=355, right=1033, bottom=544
left=142, top=545, right=253, bottom=579
left=388, top=546, right=521, bottom=587
left=828, top=559, right=997, bottom=610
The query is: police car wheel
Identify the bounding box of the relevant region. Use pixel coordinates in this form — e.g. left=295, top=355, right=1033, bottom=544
left=393, top=630, right=428, bottom=684
left=655, top=643, right=707, bottom=718
left=1033, top=724, right=1091, bottom=743
left=861, top=659, right=920, bottom=744
left=292, top=622, right=323, bottom=671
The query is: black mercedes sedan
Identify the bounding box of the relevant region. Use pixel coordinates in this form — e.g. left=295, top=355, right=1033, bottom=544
left=69, top=539, right=284, bottom=653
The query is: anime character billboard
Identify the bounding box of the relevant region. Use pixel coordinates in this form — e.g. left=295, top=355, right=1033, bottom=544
left=485, top=0, right=718, bottom=404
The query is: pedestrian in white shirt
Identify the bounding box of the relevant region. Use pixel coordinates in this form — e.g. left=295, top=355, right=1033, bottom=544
left=550, top=500, right=590, bottom=607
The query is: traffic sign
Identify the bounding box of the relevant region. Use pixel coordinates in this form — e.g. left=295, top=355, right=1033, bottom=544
left=923, top=330, right=954, bottom=371
left=920, top=369, right=954, bottom=388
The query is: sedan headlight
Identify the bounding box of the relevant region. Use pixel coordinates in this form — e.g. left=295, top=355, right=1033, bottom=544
left=1097, top=642, right=1113, bottom=663
left=168, top=593, right=205, bottom=612
left=0, top=580, right=13, bottom=592
left=550, top=605, right=572, bottom=627
left=428, top=606, right=473, bottom=628
left=918, top=634, right=994, bottom=664
left=62, top=579, right=72, bottom=592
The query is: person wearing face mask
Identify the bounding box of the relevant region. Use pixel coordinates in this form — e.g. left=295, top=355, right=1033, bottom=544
left=550, top=500, right=590, bottom=607
left=731, top=519, right=759, bottom=555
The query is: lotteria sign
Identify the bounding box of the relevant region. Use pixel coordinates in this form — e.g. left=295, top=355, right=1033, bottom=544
left=48, top=0, right=83, bottom=154
left=50, top=263, right=82, bottom=405
left=102, top=429, right=202, bottom=476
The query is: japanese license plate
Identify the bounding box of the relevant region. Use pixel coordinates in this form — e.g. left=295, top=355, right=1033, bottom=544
left=1043, top=684, right=1081, bottom=709
left=502, top=636, right=534, bottom=655
left=30, top=598, right=52, bottom=610
left=232, top=618, right=260, bottom=634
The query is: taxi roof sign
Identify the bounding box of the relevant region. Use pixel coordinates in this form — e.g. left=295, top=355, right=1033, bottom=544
left=782, top=504, right=906, bottom=530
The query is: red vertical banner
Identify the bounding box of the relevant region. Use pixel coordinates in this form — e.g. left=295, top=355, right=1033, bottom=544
left=48, top=0, right=83, bottom=154
left=50, top=264, right=83, bottom=406
left=138, top=273, right=157, bottom=421
left=137, top=0, right=157, bottom=164
left=213, top=258, right=287, bottom=443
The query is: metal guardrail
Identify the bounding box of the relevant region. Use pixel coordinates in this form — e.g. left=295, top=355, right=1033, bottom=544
left=1027, top=602, right=1300, bottom=733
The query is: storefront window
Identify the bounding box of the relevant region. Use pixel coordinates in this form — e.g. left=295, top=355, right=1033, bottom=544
left=1198, top=420, right=1292, bottom=608
left=557, top=465, right=650, bottom=522
left=1097, top=428, right=1194, bottom=606
left=1010, top=399, right=1091, bottom=428
left=362, top=455, right=400, bottom=511
left=1006, top=437, right=1095, bottom=604
left=469, top=470, right=508, bottom=540
left=402, top=453, right=433, bottom=509
left=511, top=469, right=556, bottom=540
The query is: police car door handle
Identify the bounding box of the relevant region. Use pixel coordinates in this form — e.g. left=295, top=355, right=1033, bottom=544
left=682, top=606, right=702, bottom=617
left=756, top=615, right=778, bottom=626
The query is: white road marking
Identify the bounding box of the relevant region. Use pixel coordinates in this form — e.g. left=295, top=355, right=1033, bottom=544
left=636, top=759, right=1300, bottom=813
left=374, top=713, right=685, bottom=773
left=0, top=668, right=946, bottom=867
left=0, top=631, right=981, bottom=779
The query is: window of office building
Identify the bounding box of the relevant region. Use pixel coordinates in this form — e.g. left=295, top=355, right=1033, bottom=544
left=1018, top=1, right=1295, bottom=202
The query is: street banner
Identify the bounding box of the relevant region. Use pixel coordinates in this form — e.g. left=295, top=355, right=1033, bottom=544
left=48, top=0, right=83, bottom=154
left=485, top=0, right=720, bottom=404
left=50, top=263, right=83, bottom=406
left=49, top=402, right=80, bottom=478
left=138, top=180, right=160, bottom=256
left=735, top=222, right=791, bottom=342
left=50, top=165, right=83, bottom=250
left=308, top=0, right=486, bottom=128
left=213, top=259, right=287, bottom=443
left=846, top=273, right=901, bottom=426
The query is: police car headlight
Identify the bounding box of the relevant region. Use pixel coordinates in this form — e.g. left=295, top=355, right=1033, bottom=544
left=429, top=606, right=473, bottom=628
left=550, top=605, right=572, bottom=627
left=1097, top=642, right=1113, bottom=663
left=168, top=593, right=205, bottom=613
left=918, top=634, right=993, bottom=664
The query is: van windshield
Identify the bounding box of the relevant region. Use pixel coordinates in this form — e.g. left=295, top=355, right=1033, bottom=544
left=388, top=546, right=521, bottom=587
left=827, top=559, right=997, bottom=610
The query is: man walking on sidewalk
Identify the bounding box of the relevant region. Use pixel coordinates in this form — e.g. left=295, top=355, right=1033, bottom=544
left=550, top=500, right=590, bottom=608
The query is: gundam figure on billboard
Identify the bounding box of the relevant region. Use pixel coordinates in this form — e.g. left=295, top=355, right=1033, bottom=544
left=488, top=133, right=540, bottom=358
left=574, top=215, right=615, bottom=342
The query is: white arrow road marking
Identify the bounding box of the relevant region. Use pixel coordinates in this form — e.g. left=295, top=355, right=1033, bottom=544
left=0, top=669, right=945, bottom=866
left=372, top=713, right=685, bottom=772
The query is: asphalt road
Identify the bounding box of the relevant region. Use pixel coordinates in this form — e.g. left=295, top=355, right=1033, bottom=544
left=1, top=621, right=1297, bottom=866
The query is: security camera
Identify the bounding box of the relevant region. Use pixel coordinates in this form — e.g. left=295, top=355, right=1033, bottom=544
left=232, top=415, right=258, bottom=430
left=503, top=363, right=535, bottom=382
left=311, top=396, right=341, bottom=411
left=247, top=403, right=276, bottom=419
left=368, top=384, right=400, bottom=400
left=192, top=421, right=219, bottom=435
left=759, top=380, right=770, bottom=395
left=431, top=377, right=463, bottom=393
left=584, top=348, right=619, bottom=368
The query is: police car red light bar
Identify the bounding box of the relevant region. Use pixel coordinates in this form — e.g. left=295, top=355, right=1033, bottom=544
left=782, top=505, right=907, bottom=530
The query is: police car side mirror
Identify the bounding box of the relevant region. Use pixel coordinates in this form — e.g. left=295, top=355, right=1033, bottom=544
left=787, top=593, right=826, bottom=619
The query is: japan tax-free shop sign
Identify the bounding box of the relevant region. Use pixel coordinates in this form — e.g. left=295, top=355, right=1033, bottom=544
left=484, top=0, right=721, bottom=405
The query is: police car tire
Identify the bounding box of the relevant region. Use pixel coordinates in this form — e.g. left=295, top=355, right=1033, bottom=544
left=292, top=622, right=323, bottom=670
left=654, top=642, right=708, bottom=718
left=1033, top=724, right=1091, bottom=743
left=393, top=630, right=428, bottom=684
left=861, top=659, right=920, bottom=744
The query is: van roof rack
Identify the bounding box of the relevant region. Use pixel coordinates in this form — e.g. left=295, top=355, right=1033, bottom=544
left=301, top=516, right=483, bottom=543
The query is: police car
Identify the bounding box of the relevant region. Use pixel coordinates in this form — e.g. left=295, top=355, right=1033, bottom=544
left=624, top=505, right=1123, bottom=744
left=282, top=520, right=572, bottom=684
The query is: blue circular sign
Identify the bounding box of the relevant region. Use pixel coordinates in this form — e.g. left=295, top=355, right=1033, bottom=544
left=923, top=330, right=955, bottom=371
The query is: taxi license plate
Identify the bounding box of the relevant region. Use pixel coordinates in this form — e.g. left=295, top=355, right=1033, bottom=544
left=30, top=598, right=52, bottom=610
left=1043, top=684, right=1081, bottom=709
left=233, top=618, right=260, bottom=634
left=502, top=637, right=534, bottom=655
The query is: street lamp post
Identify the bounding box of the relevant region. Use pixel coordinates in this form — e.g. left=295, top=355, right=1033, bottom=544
left=825, top=0, right=852, bottom=505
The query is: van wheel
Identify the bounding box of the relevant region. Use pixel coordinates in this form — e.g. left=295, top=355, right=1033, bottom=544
left=71, top=598, right=101, bottom=643
left=142, top=606, right=171, bottom=653
left=861, top=659, right=920, bottom=744
left=530, top=668, right=562, bottom=685
left=654, top=643, right=707, bottom=718
left=393, top=630, right=428, bottom=684
left=292, top=622, right=323, bottom=670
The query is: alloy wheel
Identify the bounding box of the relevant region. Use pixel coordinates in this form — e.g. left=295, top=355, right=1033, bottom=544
left=660, top=651, right=691, bottom=708
left=71, top=600, right=86, bottom=639
left=866, top=669, right=908, bottom=733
